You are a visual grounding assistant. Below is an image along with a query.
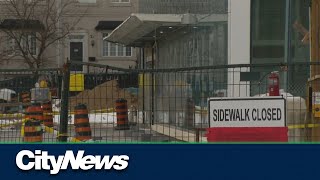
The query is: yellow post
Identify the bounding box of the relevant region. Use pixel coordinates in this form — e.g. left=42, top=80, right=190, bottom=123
left=40, top=80, right=48, bottom=88
left=70, top=74, right=84, bottom=92
left=310, top=0, right=320, bottom=141
left=20, top=119, right=27, bottom=138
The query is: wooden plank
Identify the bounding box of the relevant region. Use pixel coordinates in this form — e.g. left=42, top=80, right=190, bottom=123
left=151, top=124, right=207, bottom=142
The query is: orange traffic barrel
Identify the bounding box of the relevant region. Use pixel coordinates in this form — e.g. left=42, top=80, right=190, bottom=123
left=115, top=99, right=130, bottom=130
left=21, top=91, right=31, bottom=110
left=24, top=119, right=43, bottom=143
left=21, top=91, right=31, bottom=102
left=42, top=102, right=54, bottom=127
left=74, top=104, right=92, bottom=141
left=25, top=103, right=43, bottom=123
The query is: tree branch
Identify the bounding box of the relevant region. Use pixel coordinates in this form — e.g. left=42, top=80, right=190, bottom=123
left=0, top=0, right=86, bottom=69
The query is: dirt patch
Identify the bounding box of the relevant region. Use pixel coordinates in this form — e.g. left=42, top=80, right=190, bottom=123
left=69, top=80, right=138, bottom=111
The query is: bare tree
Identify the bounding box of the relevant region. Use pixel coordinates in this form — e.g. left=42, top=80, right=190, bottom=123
left=0, top=0, right=85, bottom=69
left=0, top=35, right=7, bottom=63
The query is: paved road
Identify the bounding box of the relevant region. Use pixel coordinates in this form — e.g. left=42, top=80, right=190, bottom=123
left=0, top=124, right=177, bottom=143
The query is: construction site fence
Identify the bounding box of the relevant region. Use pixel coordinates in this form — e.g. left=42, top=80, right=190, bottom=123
left=0, top=61, right=319, bottom=143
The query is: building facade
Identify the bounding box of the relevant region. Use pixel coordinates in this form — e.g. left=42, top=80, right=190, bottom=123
left=108, top=0, right=311, bottom=97
left=64, top=0, right=138, bottom=71
left=0, top=0, right=138, bottom=70
left=230, top=0, right=310, bottom=97
left=106, top=0, right=311, bottom=128
left=106, top=0, right=228, bottom=126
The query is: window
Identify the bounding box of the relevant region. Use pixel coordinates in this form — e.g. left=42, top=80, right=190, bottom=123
left=28, top=34, right=36, bottom=55
left=6, top=33, right=37, bottom=56
left=252, top=0, right=285, bottom=41
left=6, top=37, right=15, bottom=55
left=111, top=0, right=130, bottom=3
left=250, top=0, right=310, bottom=96
left=102, top=33, right=132, bottom=57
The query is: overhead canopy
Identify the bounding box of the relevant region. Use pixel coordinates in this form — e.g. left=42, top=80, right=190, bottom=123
left=95, top=21, right=123, bottom=31
left=0, top=19, right=44, bottom=31
left=105, top=13, right=228, bottom=47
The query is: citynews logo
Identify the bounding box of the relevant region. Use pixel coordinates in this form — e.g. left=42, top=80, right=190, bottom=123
left=16, top=150, right=129, bottom=175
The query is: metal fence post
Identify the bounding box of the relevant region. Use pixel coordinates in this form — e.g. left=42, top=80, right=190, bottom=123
left=151, top=47, right=155, bottom=125
left=284, top=0, right=292, bottom=92
left=58, top=62, right=70, bottom=142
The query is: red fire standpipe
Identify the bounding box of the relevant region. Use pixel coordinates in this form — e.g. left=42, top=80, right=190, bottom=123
left=268, top=71, right=280, bottom=96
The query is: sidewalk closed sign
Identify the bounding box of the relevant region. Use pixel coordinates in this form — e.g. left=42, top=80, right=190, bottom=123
left=208, top=97, right=286, bottom=127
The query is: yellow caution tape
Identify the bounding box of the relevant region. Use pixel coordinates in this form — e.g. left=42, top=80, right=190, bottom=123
left=1, top=108, right=116, bottom=118
left=0, top=114, right=24, bottom=118
left=288, top=124, right=320, bottom=129
left=195, top=110, right=208, bottom=115
left=91, top=108, right=115, bottom=113
left=43, top=126, right=55, bottom=134
left=0, top=120, right=24, bottom=128
left=57, top=133, right=69, bottom=138
left=70, top=138, right=82, bottom=143
left=43, top=126, right=81, bottom=143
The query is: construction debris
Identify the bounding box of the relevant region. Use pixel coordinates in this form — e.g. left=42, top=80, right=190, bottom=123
left=69, top=80, right=138, bottom=111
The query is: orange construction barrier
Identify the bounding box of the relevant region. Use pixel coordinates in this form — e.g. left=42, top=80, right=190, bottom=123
left=115, top=99, right=130, bottom=130
left=74, top=104, right=92, bottom=141
left=24, top=119, right=43, bottom=143
left=21, top=91, right=31, bottom=110
left=42, top=102, right=54, bottom=127
left=25, top=103, right=43, bottom=123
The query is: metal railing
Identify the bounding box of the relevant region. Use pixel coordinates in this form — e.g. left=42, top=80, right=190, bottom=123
left=0, top=61, right=319, bottom=143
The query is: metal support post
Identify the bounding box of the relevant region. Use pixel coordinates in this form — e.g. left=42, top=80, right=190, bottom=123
left=58, top=62, right=70, bottom=142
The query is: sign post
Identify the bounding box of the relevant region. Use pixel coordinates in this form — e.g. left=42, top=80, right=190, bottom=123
left=207, top=97, right=288, bottom=142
